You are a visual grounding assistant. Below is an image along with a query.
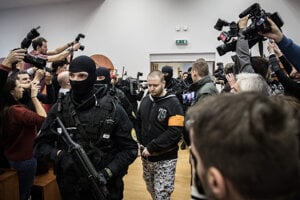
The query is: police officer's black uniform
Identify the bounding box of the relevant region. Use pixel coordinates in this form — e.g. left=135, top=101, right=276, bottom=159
left=34, top=56, right=138, bottom=200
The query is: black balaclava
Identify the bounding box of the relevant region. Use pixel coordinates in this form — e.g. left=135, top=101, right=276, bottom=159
left=96, top=66, right=111, bottom=85
left=69, top=55, right=96, bottom=103
left=162, top=65, right=173, bottom=83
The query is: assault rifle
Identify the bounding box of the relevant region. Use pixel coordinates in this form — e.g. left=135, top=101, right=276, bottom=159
left=55, top=117, right=110, bottom=200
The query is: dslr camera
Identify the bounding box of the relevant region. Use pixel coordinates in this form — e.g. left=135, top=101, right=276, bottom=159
left=215, top=3, right=283, bottom=56
left=21, top=26, right=47, bottom=69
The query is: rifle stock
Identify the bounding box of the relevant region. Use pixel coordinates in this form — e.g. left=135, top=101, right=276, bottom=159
left=55, top=117, right=110, bottom=200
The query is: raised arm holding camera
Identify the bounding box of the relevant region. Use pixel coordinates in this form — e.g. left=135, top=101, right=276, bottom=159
left=236, top=16, right=255, bottom=73
left=27, top=36, right=81, bottom=64
left=260, top=18, right=300, bottom=72
left=20, top=27, right=83, bottom=70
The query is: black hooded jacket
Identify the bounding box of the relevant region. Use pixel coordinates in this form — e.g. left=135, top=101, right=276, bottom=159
left=137, top=92, right=184, bottom=162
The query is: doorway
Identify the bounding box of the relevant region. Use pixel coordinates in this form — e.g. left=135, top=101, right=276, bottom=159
left=149, top=52, right=216, bottom=78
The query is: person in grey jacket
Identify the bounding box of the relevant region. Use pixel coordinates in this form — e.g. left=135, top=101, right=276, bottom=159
left=236, top=16, right=255, bottom=73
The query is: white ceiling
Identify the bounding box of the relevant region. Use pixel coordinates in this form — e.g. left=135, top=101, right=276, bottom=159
left=0, top=0, right=83, bottom=10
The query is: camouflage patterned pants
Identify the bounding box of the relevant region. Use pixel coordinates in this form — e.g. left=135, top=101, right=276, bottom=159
left=142, top=158, right=177, bottom=200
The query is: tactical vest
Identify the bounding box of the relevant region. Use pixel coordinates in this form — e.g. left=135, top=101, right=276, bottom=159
left=57, top=93, right=116, bottom=170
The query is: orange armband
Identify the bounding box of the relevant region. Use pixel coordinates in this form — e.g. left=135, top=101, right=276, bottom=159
left=168, top=115, right=184, bottom=127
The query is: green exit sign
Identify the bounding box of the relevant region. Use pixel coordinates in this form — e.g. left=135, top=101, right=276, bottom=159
left=176, top=39, right=188, bottom=45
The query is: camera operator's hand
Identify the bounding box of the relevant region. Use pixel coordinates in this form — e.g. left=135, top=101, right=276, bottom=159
left=259, top=17, right=283, bottom=43
left=268, top=40, right=283, bottom=57
left=226, top=73, right=236, bottom=87
left=72, top=43, right=81, bottom=51
left=26, top=67, right=38, bottom=76
left=238, top=16, right=249, bottom=29
left=2, top=48, right=26, bottom=68
left=30, top=81, right=40, bottom=98
left=68, top=40, right=77, bottom=47
left=20, top=83, right=31, bottom=89
left=33, top=69, right=45, bottom=83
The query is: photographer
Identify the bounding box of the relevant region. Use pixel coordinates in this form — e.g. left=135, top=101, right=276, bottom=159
left=236, top=16, right=272, bottom=86
left=0, top=49, right=26, bottom=169
left=261, top=18, right=300, bottom=72
left=0, top=49, right=26, bottom=89
left=0, top=76, right=46, bottom=200
left=267, top=41, right=300, bottom=99
left=17, top=69, right=55, bottom=113
left=23, top=36, right=81, bottom=70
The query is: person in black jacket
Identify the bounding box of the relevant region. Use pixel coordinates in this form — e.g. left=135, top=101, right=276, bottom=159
left=34, top=55, right=138, bottom=200
left=137, top=70, right=184, bottom=200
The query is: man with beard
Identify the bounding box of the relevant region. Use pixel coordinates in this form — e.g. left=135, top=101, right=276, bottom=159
left=34, top=55, right=138, bottom=200
left=137, top=70, right=184, bottom=200
left=186, top=92, right=300, bottom=200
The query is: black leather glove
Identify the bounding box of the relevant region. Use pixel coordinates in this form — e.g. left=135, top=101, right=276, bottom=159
left=54, top=150, right=77, bottom=175
left=97, top=172, right=107, bottom=185
left=98, top=168, right=113, bottom=185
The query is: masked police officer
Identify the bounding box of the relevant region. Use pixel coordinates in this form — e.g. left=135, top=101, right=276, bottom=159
left=34, top=55, right=138, bottom=200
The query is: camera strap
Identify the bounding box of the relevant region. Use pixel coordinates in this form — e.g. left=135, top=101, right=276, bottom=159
left=258, top=40, right=264, bottom=57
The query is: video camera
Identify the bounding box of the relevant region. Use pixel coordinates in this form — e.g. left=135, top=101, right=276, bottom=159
left=21, top=26, right=47, bottom=69
left=120, top=72, right=145, bottom=96
left=214, top=62, right=226, bottom=82
left=215, top=3, right=283, bottom=56
left=129, top=72, right=144, bottom=95
left=239, top=3, right=283, bottom=40
left=215, top=19, right=238, bottom=44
